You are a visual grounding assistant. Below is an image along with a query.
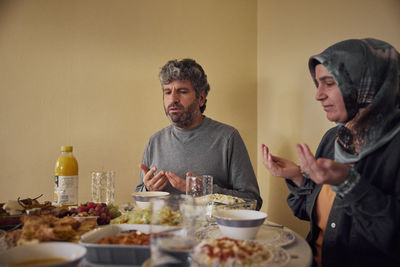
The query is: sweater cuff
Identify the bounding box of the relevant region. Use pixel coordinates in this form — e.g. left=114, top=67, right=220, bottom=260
left=340, top=178, right=371, bottom=203
left=330, top=166, right=360, bottom=199
left=286, top=177, right=313, bottom=195
left=139, top=184, right=148, bottom=192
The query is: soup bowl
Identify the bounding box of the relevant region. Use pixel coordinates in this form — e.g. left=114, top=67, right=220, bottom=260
left=213, top=209, right=267, bottom=240
left=0, top=242, right=87, bottom=267
left=132, top=191, right=170, bottom=209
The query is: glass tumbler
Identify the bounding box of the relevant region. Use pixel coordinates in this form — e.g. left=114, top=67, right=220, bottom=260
left=150, top=195, right=198, bottom=267
left=186, top=175, right=213, bottom=222
left=185, top=175, right=213, bottom=197
left=91, top=170, right=115, bottom=204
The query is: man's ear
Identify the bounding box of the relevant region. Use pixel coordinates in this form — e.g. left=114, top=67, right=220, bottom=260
left=199, top=91, right=207, bottom=107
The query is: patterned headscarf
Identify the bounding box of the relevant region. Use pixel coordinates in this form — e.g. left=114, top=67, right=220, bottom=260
left=308, top=38, right=400, bottom=163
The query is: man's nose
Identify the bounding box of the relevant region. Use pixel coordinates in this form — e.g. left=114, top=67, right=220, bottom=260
left=171, top=90, right=180, bottom=102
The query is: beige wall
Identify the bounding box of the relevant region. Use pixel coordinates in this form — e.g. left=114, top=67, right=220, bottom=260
left=1, top=0, right=399, bottom=239
left=257, top=0, right=400, bottom=236
left=0, top=0, right=257, bottom=203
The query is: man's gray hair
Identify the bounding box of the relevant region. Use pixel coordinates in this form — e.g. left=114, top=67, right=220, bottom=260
left=159, top=58, right=210, bottom=113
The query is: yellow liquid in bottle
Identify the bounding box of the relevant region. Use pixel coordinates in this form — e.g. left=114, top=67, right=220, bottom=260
left=54, top=146, right=78, bottom=207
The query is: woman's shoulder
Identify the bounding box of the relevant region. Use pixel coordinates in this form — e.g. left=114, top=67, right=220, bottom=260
left=315, top=126, right=339, bottom=159
left=322, top=126, right=339, bottom=140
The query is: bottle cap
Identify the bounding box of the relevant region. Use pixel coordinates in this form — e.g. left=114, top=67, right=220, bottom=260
left=61, top=146, right=73, bottom=152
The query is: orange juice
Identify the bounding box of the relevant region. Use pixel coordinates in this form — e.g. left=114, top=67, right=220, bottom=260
left=54, top=146, right=79, bottom=206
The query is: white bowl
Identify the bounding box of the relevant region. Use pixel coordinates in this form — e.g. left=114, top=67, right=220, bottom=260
left=132, top=191, right=170, bottom=209
left=0, top=241, right=87, bottom=267
left=213, top=209, right=267, bottom=240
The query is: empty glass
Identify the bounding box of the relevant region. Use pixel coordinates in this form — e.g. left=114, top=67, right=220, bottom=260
left=186, top=175, right=213, bottom=223
left=185, top=175, right=213, bottom=197
left=91, top=170, right=115, bottom=204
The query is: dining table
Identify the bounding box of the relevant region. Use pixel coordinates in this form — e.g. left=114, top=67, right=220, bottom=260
left=81, top=220, right=313, bottom=267
left=280, top=225, right=313, bottom=267
left=0, top=196, right=312, bottom=267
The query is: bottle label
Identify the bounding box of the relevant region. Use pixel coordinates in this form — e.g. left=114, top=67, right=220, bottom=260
left=54, top=175, right=78, bottom=205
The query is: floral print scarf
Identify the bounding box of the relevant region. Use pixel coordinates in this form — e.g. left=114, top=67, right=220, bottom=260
left=308, top=38, right=400, bottom=163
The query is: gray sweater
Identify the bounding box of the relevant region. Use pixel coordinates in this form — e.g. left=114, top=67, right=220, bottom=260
left=136, top=117, right=262, bottom=209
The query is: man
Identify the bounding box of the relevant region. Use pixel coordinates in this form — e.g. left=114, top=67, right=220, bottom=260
left=135, top=58, right=262, bottom=209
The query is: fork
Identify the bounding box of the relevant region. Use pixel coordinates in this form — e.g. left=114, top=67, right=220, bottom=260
left=263, top=221, right=284, bottom=229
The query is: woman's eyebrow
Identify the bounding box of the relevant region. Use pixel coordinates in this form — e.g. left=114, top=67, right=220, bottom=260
left=318, top=76, right=334, bottom=82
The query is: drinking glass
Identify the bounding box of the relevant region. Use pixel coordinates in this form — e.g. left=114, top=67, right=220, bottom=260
left=186, top=175, right=213, bottom=222
left=185, top=175, right=213, bottom=197
left=150, top=195, right=201, bottom=267
left=91, top=170, right=115, bottom=204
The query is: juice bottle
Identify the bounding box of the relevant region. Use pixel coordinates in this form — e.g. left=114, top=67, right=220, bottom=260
left=54, top=146, right=79, bottom=206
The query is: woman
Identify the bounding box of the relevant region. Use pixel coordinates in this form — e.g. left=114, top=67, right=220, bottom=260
left=261, top=38, right=400, bottom=267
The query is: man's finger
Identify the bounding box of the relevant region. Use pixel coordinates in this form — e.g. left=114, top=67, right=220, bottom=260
left=154, top=170, right=165, bottom=179
left=165, top=173, right=176, bottom=184
left=154, top=176, right=168, bottom=190
left=186, top=172, right=197, bottom=178
left=153, top=175, right=166, bottom=187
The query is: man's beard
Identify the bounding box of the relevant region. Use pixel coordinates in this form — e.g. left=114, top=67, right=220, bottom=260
left=165, top=101, right=200, bottom=129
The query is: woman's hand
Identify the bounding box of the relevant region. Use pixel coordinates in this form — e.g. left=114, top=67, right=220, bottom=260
left=296, top=144, right=349, bottom=185
left=140, top=164, right=168, bottom=191
left=261, top=144, right=303, bottom=186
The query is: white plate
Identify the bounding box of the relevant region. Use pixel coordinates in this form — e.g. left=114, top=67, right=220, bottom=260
left=192, top=239, right=290, bottom=267
left=143, top=243, right=290, bottom=267
left=264, top=245, right=291, bottom=267
left=195, top=223, right=295, bottom=247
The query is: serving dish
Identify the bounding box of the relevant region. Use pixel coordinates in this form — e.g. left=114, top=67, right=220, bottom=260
left=79, top=223, right=177, bottom=265
left=0, top=215, right=22, bottom=231
left=0, top=229, right=6, bottom=250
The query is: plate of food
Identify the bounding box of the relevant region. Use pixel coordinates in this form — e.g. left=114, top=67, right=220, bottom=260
left=111, top=205, right=182, bottom=226
left=0, top=195, right=71, bottom=231
left=196, top=194, right=251, bottom=206
left=2, top=214, right=98, bottom=249
left=192, top=237, right=290, bottom=267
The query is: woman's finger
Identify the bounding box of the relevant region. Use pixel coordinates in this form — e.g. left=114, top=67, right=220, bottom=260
left=297, top=144, right=318, bottom=179
left=296, top=144, right=306, bottom=169
left=301, top=144, right=316, bottom=164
